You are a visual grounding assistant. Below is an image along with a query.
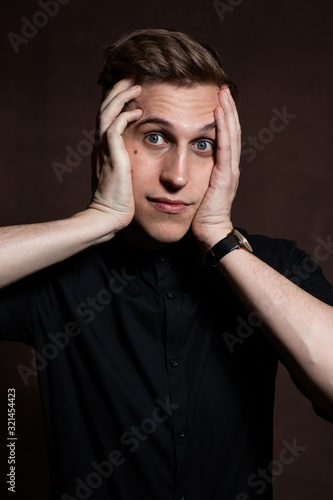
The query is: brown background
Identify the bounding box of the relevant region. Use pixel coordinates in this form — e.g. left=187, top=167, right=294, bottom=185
left=1, top=0, right=333, bottom=498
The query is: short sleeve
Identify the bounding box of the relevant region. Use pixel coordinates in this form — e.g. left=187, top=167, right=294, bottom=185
left=0, top=276, right=36, bottom=346
left=243, top=231, right=333, bottom=422
left=245, top=232, right=333, bottom=305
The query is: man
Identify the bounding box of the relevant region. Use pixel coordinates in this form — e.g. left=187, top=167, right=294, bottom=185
left=1, top=28, right=333, bottom=500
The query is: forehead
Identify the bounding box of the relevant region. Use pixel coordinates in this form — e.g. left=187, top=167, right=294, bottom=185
left=130, top=82, right=220, bottom=131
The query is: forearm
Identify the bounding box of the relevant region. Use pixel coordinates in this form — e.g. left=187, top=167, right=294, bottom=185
left=0, top=208, right=118, bottom=289
left=217, top=248, right=333, bottom=417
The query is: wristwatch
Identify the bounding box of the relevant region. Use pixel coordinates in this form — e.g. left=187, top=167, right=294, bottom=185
left=205, top=229, right=253, bottom=267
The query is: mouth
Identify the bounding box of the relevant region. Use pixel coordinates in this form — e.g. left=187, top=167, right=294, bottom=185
left=147, top=197, right=192, bottom=214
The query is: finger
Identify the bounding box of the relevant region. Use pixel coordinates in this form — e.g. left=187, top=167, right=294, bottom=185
left=100, top=78, right=135, bottom=113
left=99, top=85, right=141, bottom=135
left=220, top=85, right=239, bottom=121
left=214, top=106, right=232, bottom=173
left=218, top=88, right=241, bottom=171
left=219, top=86, right=241, bottom=139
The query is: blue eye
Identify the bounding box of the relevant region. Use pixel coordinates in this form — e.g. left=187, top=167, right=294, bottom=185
left=147, top=133, right=164, bottom=144
left=195, top=140, right=213, bottom=152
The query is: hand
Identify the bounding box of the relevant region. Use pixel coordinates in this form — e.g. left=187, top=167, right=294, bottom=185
left=191, top=86, right=241, bottom=251
left=88, top=79, right=143, bottom=234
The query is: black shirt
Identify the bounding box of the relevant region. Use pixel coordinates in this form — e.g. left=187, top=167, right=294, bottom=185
left=0, top=232, right=332, bottom=500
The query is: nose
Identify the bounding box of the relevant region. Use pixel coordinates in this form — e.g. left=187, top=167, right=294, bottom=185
left=159, top=148, right=190, bottom=190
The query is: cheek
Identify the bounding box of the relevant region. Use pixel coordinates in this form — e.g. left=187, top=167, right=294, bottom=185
left=123, top=134, right=155, bottom=187
left=123, top=132, right=140, bottom=161
left=130, top=149, right=156, bottom=194
left=195, top=163, right=214, bottom=196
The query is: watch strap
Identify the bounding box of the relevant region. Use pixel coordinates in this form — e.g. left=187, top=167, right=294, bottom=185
left=205, top=232, right=241, bottom=267
left=205, top=229, right=253, bottom=267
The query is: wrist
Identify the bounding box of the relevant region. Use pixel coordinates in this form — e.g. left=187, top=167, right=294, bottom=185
left=70, top=208, right=120, bottom=245
left=204, top=228, right=253, bottom=267
left=196, top=225, right=234, bottom=253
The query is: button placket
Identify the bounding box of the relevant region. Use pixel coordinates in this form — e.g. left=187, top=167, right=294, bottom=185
left=178, top=427, right=186, bottom=439
left=157, top=264, right=189, bottom=498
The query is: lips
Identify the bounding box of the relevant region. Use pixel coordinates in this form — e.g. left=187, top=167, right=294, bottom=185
left=147, top=197, right=191, bottom=214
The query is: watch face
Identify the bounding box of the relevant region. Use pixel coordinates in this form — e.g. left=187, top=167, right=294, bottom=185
left=234, top=229, right=253, bottom=253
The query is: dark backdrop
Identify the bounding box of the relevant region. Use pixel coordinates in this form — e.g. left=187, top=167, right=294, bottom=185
left=1, top=1, right=333, bottom=499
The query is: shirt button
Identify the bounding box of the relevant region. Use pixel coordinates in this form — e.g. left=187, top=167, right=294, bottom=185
left=169, top=359, right=178, bottom=368
left=178, top=428, right=186, bottom=439
left=166, top=292, right=174, bottom=299
left=179, top=495, right=185, bottom=500
left=159, top=256, right=165, bottom=263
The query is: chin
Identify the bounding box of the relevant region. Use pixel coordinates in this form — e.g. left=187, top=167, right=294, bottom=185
left=122, top=219, right=192, bottom=249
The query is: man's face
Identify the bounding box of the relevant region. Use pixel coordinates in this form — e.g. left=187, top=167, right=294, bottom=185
left=122, top=82, right=220, bottom=248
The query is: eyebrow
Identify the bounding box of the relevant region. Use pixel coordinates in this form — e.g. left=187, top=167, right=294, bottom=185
left=200, top=121, right=217, bottom=132
left=136, top=116, right=216, bottom=133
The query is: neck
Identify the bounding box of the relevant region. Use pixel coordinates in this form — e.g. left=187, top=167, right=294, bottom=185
left=120, top=223, right=193, bottom=251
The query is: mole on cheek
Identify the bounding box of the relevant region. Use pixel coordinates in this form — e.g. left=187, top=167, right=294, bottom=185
left=134, top=150, right=138, bottom=154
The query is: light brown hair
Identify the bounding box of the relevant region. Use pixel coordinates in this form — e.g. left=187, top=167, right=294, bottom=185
left=97, top=28, right=239, bottom=102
